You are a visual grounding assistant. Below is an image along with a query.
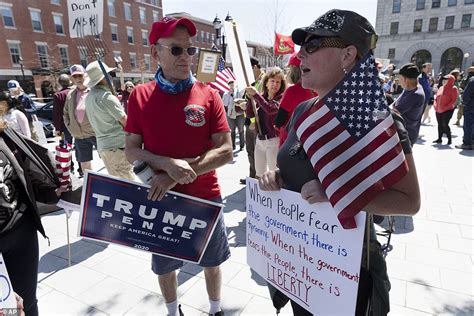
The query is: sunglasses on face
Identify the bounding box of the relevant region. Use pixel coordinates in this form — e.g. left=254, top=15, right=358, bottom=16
left=157, top=43, right=198, bottom=56
left=302, top=37, right=347, bottom=54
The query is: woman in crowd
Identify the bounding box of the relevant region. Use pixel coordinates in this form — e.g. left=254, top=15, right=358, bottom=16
left=275, top=53, right=316, bottom=146
left=433, top=74, right=458, bottom=145
left=117, top=63, right=135, bottom=113
left=245, top=68, right=286, bottom=178
left=0, top=91, right=67, bottom=316
left=258, top=9, right=420, bottom=315
left=0, top=91, right=31, bottom=138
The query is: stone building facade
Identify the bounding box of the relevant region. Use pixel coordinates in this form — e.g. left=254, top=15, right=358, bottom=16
left=375, top=0, right=474, bottom=76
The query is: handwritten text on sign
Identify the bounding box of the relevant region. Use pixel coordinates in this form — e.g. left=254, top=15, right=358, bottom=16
left=67, top=0, right=104, bottom=38
left=245, top=178, right=365, bottom=315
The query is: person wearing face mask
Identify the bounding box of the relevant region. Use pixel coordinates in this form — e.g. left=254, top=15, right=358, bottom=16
left=124, top=17, right=232, bottom=316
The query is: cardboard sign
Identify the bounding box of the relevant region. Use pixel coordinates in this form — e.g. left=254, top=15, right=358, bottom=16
left=78, top=172, right=223, bottom=263
left=224, top=21, right=255, bottom=88
left=245, top=178, right=366, bottom=315
left=196, top=49, right=221, bottom=83
left=67, top=0, right=104, bottom=37
left=0, top=253, right=16, bottom=311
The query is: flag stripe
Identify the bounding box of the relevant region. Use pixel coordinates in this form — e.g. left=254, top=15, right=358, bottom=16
left=307, top=126, right=350, bottom=168
left=325, top=131, right=401, bottom=197
left=317, top=115, right=395, bottom=181
left=334, top=150, right=406, bottom=214
left=296, top=103, right=328, bottom=138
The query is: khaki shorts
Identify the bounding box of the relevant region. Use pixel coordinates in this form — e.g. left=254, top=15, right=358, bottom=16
left=99, top=148, right=135, bottom=180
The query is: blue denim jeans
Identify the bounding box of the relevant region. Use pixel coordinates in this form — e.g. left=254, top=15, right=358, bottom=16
left=462, top=106, right=474, bottom=145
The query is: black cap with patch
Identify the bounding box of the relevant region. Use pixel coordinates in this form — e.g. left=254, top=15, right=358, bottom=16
left=292, top=9, right=378, bottom=56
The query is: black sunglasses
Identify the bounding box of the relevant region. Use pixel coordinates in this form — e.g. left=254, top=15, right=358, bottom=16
left=302, top=37, right=347, bottom=54
left=157, top=43, right=198, bottom=56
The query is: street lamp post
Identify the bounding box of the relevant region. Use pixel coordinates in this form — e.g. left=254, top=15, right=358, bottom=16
left=463, top=52, right=470, bottom=72
left=212, top=13, right=233, bottom=62
left=18, top=56, right=25, bottom=82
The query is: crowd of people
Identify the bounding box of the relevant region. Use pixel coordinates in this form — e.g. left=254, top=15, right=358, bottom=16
left=0, top=7, right=473, bottom=316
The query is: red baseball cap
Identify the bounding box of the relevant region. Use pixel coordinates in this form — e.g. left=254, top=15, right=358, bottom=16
left=149, top=17, right=197, bottom=45
left=287, top=52, right=301, bottom=67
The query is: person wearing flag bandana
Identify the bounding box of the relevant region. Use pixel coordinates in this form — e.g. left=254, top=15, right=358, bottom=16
left=258, top=9, right=420, bottom=315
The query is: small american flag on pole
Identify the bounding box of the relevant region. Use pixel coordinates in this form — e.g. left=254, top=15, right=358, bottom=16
left=294, top=51, right=408, bottom=229
left=208, top=56, right=236, bottom=94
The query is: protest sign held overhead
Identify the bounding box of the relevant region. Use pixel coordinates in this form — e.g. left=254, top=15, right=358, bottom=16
left=245, top=178, right=365, bottom=315
left=78, top=172, right=223, bottom=264
left=68, top=0, right=104, bottom=37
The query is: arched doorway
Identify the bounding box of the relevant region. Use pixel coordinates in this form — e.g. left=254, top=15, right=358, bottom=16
left=40, top=80, right=54, bottom=99
left=440, top=48, right=463, bottom=75
left=411, top=50, right=432, bottom=71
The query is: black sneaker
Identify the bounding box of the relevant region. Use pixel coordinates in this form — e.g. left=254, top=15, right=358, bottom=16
left=178, top=304, right=184, bottom=316
left=239, top=178, right=246, bottom=184
left=210, top=311, right=224, bottom=316
left=455, top=144, right=474, bottom=150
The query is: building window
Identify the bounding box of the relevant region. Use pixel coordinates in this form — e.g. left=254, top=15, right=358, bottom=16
left=206, top=32, right=210, bottom=43
left=129, top=53, right=137, bottom=69
left=201, top=30, right=205, bottom=43
left=413, top=19, right=423, bottom=32
left=448, top=0, right=457, bottom=5
left=390, top=22, right=399, bottom=34
left=139, top=7, right=146, bottom=24
left=108, top=0, right=116, bottom=17
left=144, top=54, right=151, bottom=71
left=392, top=0, right=401, bottom=13
left=212, top=34, right=215, bottom=43
left=432, top=0, right=441, bottom=8
left=7, top=41, right=21, bottom=65
left=53, top=14, right=64, bottom=34
left=113, top=51, right=121, bottom=64
left=110, top=24, right=118, bottom=42
left=150, top=0, right=158, bottom=5
left=416, top=0, right=425, bottom=9
left=445, top=16, right=455, bottom=29
left=153, top=11, right=159, bottom=22
left=30, top=9, right=43, bottom=32
left=126, top=27, right=134, bottom=44
left=141, top=30, right=148, bottom=46
left=388, top=48, right=396, bottom=59
left=124, top=3, right=132, bottom=21
left=1, top=5, right=15, bottom=27
left=461, top=14, right=472, bottom=27
left=58, top=46, right=69, bottom=66
left=465, top=0, right=474, bottom=4
left=36, top=44, right=48, bottom=68
left=196, top=29, right=200, bottom=42
left=429, top=17, right=438, bottom=31
left=79, top=47, right=88, bottom=67
left=51, top=0, right=60, bottom=4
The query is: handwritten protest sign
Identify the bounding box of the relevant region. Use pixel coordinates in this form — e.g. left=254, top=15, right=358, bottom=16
left=0, top=253, right=16, bottom=311
left=246, top=178, right=366, bottom=315
left=67, top=0, right=104, bottom=37
left=78, top=172, right=223, bottom=263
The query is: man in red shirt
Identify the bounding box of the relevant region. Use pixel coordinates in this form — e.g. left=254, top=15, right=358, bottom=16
left=124, top=17, right=232, bottom=316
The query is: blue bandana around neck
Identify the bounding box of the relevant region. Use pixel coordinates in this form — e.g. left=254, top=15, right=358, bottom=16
left=154, top=67, right=196, bottom=94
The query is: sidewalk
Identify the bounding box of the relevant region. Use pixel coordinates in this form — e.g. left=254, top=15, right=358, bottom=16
left=36, top=122, right=473, bottom=315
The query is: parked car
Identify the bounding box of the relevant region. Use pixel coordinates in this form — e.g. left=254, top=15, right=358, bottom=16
left=25, top=102, right=55, bottom=138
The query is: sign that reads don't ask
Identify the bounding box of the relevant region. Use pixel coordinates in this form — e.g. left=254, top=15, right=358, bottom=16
left=245, top=178, right=366, bottom=315
left=67, top=0, right=104, bottom=38
left=78, top=172, right=223, bottom=263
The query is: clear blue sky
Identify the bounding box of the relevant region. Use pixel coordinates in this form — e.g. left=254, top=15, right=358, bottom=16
left=163, top=0, right=378, bottom=46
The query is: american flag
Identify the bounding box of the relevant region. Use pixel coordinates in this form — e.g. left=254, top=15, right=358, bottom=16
left=294, top=52, right=408, bottom=229
left=208, top=57, right=236, bottom=94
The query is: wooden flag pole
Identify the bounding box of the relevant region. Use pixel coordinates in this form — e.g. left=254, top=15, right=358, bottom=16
left=230, top=21, right=262, bottom=135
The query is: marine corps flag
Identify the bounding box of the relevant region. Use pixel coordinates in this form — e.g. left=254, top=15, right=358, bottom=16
left=274, top=32, right=295, bottom=55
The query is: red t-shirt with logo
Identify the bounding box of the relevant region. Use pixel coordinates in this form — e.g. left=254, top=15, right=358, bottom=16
left=125, top=81, right=230, bottom=199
